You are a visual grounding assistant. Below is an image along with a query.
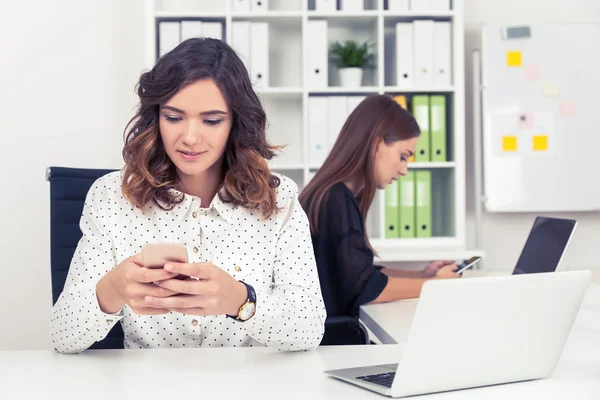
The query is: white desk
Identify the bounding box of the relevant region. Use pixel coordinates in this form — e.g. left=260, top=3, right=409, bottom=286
left=1, top=342, right=600, bottom=400
left=360, top=282, right=600, bottom=345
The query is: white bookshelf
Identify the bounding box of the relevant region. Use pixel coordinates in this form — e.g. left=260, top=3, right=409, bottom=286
left=145, top=0, right=483, bottom=262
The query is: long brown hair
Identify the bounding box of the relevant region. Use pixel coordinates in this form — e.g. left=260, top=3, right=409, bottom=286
left=299, top=94, right=420, bottom=251
left=121, top=38, right=282, bottom=218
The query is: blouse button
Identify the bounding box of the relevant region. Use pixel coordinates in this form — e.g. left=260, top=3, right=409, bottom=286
left=234, top=266, right=241, bottom=272
left=192, top=211, right=198, bottom=218
left=191, top=319, right=199, bottom=327
left=193, top=247, right=199, bottom=254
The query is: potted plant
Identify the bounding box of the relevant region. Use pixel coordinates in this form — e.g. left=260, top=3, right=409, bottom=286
left=329, top=40, right=374, bottom=87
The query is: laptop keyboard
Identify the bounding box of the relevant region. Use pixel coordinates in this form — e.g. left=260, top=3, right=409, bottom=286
left=356, top=372, right=396, bottom=388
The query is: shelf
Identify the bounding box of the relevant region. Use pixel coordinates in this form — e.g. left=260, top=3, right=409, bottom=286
left=155, top=11, right=226, bottom=18
left=307, top=11, right=380, bottom=18
left=231, top=14, right=303, bottom=27
left=384, top=86, right=455, bottom=93
left=408, top=162, right=456, bottom=169
left=382, top=11, right=455, bottom=19
left=231, top=11, right=303, bottom=18
left=371, top=238, right=484, bottom=262
left=310, top=162, right=456, bottom=171
left=309, top=87, right=379, bottom=94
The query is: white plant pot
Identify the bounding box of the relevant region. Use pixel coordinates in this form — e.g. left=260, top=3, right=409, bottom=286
left=339, top=67, right=363, bottom=87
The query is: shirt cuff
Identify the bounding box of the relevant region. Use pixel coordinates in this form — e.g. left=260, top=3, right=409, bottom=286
left=85, top=285, right=124, bottom=340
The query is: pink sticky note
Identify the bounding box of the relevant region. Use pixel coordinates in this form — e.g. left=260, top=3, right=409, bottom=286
left=560, top=100, right=576, bottom=117
left=524, top=65, right=540, bottom=81
left=518, top=113, right=533, bottom=128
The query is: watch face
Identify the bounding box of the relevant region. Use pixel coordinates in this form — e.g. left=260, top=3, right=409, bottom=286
left=240, top=302, right=256, bottom=321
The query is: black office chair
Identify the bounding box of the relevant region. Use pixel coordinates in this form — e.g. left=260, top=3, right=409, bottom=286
left=47, top=166, right=124, bottom=350
left=321, top=316, right=370, bottom=346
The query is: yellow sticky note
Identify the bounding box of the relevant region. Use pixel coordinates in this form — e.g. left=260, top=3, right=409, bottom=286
left=408, top=154, right=415, bottom=163
left=507, top=51, right=522, bottom=67
left=543, top=81, right=559, bottom=97
left=533, top=135, right=548, bottom=151
left=502, top=136, right=518, bottom=151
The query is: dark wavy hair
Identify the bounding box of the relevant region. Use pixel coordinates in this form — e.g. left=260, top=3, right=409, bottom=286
left=121, top=37, right=282, bottom=218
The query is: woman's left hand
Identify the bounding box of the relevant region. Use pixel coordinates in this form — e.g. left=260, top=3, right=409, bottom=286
left=145, top=262, right=248, bottom=316
left=422, top=260, right=456, bottom=278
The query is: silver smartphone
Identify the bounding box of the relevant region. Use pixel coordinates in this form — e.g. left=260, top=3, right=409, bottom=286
left=456, top=256, right=482, bottom=274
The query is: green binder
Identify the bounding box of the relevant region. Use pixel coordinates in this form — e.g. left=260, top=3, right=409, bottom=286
left=385, top=180, right=399, bottom=238
left=415, top=170, right=432, bottom=238
left=430, top=95, right=447, bottom=162
left=399, top=171, right=416, bottom=238
left=412, top=96, right=431, bottom=162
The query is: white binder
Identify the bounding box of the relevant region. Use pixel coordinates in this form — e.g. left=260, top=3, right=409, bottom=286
left=231, top=0, right=251, bottom=12
left=430, top=0, right=450, bottom=11
left=433, top=22, right=452, bottom=87
left=395, top=22, right=414, bottom=88
left=315, top=0, right=337, bottom=11
left=340, top=0, right=363, bottom=12
left=250, top=23, right=269, bottom=88
left=346, top=96, right=366, bottom=117
left=202, top=22, right=223, bottom=40
left=327, top=96, right=349, bottom=151
left=306, top=20, right=328, bottom=88
left=251, top=0, right=268, bottom=11
left=231, top=21, right=251, bottom=70
left=308, top=97, right=329, bottom=167
left=180, top=21, right=202, bottom=41
left=413, top=20, right=434, bottom=87
left=388, top=0, right=409, bottom=11
left=159, top=21, right=181, bottom=57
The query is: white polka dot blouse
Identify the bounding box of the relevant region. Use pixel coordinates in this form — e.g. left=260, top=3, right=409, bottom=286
left=50, top=170, right=327, bottom=353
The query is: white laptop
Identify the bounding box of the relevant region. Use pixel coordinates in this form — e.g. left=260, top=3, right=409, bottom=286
left=324, top=270, right=592, bottom=398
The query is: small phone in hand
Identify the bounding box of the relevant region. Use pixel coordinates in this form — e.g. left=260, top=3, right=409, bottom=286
left=456, top=256, right=482, bottom=274
left=141, top=243, right=189, bottom=279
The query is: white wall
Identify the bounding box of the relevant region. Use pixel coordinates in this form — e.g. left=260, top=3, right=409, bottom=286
left=463, top=0, right=600, bottom=273
left=1, top=0, right=599, bottom=350
left=0, top=0, right=147, bottom=350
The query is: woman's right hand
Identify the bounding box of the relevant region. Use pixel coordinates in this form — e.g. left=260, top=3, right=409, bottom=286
left=433, top=264, right=461, bottom=279
left=97, top=254, right=179, bottom=315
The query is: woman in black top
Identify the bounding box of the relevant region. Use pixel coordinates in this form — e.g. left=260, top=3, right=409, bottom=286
left=299, top=94, right=460, bottom=318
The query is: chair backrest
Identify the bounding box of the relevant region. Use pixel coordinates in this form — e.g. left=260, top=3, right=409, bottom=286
left=320, top=316, right=370, bottom=346
left=47, top=166, right=123, bottom=349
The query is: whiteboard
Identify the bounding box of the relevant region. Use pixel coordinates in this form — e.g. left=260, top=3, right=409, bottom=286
left=481, top=23, right=600, bottom=212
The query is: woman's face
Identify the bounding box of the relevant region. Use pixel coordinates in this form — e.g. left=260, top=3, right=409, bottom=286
left=373, top=137, right=418, bottom=189
left=159, top=78, right=233, bottom=181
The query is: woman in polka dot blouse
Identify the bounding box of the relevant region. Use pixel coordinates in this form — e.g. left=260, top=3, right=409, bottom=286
left=50, top=38, right=327, bottom=353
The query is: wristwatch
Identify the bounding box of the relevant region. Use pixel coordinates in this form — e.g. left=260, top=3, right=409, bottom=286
left=227, top=281, right=256, bottom=322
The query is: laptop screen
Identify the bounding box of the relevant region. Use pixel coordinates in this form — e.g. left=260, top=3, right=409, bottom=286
left=512, top=217, right=577, bottom=275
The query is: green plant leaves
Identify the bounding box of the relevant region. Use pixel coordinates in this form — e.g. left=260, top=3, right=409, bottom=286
left=329, top=40, right=375, bottom=69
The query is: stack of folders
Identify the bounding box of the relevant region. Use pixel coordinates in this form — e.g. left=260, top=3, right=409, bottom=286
left=392, top=94, right=446, bottom=163
left=383, top=94, right=446, bottom=239
left=388, top=0, right=451, bottom=11
left=158, top=20, right=224, bottom=57
left=395, top=20, right=452, bottom=88
left=312, top=0, right=367, bottom=12
left=230, top=22, right=270, bottom=89
left=308, top=96, right=366, bottom=167
left=385, top=170, right=432, bottom=238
